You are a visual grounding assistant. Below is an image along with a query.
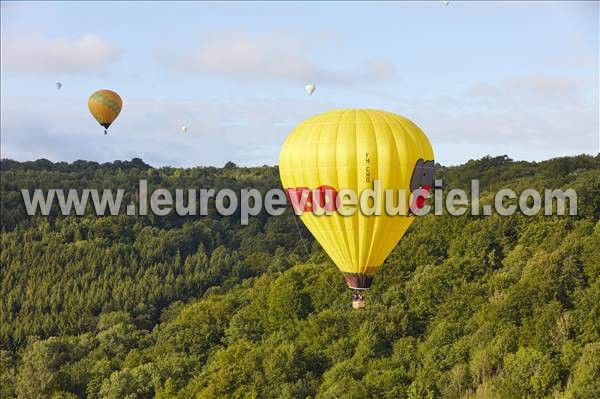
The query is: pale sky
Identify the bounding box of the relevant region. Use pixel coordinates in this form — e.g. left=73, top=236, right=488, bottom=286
left=1, top=1, right=598, bottom=167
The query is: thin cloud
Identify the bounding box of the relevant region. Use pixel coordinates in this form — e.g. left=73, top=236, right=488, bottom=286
left=2, top=75, right=596, bottom=168
left=407, top=75, right=598, bottom=153
left=366, top=59, right=398, bottom=81
left=467, top=75, right=582, bottom=105
left=178, top=29, right=324, bottom=82
left=1, top=33, right=119, bottom=74
left=0, top=95, right=331, bottom=167
left=172, top=29, right=398, bottom=85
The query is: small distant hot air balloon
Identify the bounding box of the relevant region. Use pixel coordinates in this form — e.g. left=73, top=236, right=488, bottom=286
left=305, top=83, right=316, bottom=96
left=88, top=89, right=122, bottom=135
left=56, top=82, right=62, bottom=90
left=444, top=0, right=450, bottom=5
left=181, top=126, right=188, bottom=133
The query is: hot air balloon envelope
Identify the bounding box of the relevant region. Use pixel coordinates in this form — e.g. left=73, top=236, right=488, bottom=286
left=305, top=84, right=316, bottom=95
left=279, top=109, right=434, bottom=293
left=88, top=89, right=122, bottom=133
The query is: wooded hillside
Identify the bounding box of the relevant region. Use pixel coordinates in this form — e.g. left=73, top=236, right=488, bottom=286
left=1, top=155, right=599, bottom=398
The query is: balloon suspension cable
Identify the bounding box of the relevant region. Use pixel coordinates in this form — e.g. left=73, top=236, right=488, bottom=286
left=290, top=209, right=346, bottom=298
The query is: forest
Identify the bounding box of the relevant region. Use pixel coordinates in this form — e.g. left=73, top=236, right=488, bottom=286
left=0, top=154, right=599, bottom=398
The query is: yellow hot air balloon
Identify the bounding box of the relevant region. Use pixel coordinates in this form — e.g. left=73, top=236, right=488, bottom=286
left=88, top=89, right=122, bottom=135
left=279, top=109, right=435, bottom=308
